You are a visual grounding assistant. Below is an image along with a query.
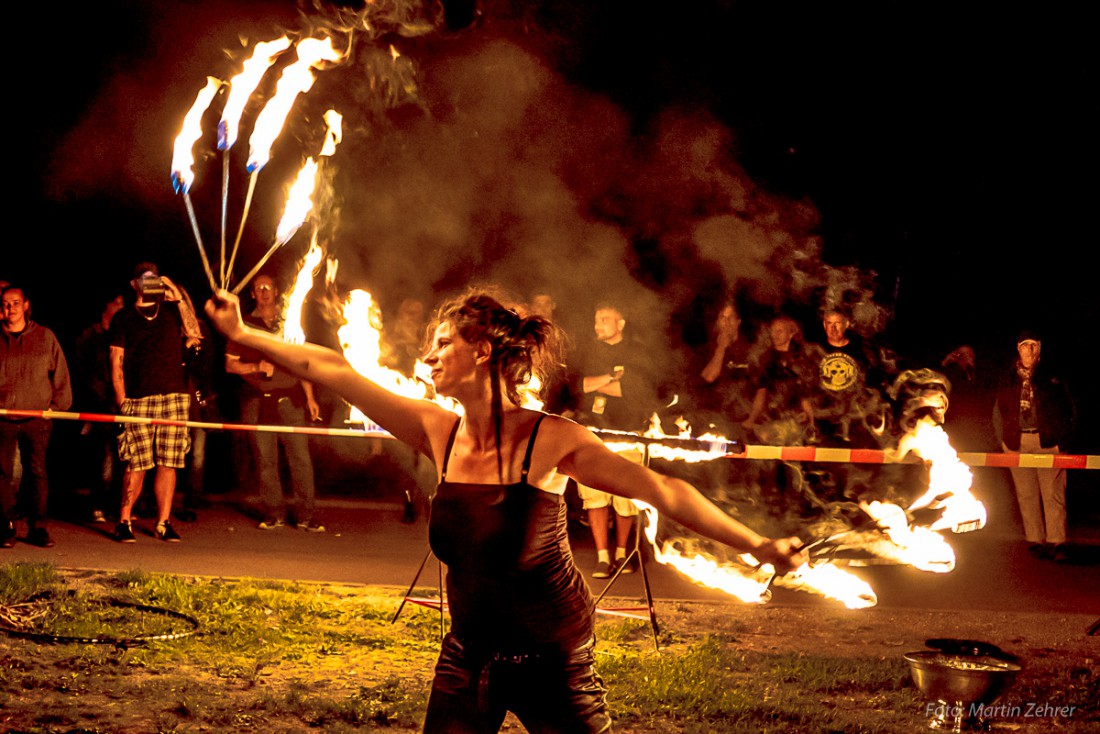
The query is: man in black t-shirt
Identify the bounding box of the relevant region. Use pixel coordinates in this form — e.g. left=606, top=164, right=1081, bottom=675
left=575, top=304, right=657, bottom=578
left=109, top=263, right=200, bottom=543
left=814, top=307, right=879, bottom=445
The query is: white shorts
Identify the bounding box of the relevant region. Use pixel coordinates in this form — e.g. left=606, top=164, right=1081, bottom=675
left=576, top=447, right=642, bottom=516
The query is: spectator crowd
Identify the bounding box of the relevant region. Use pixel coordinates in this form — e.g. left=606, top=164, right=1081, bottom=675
left=0, top=266, right=1080, bottom=568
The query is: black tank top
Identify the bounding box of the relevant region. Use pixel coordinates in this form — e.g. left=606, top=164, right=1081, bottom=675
left=428, top=413, right=595, bottom=653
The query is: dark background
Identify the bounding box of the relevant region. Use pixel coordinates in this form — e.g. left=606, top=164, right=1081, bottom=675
left=8, top=0, right=1097, bottom=456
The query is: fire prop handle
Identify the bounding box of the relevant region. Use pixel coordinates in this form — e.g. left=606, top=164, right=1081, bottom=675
left=1, top=410, right=1097, bottom=468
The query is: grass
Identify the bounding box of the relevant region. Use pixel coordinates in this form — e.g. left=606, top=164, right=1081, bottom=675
left=0, top=562, right=1095, bottom=733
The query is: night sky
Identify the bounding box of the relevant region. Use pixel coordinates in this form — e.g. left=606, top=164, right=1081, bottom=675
left=10, top=0, right=1097, bottom=442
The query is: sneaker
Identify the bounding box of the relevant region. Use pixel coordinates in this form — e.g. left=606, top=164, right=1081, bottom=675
left=91, top=510, right=107, bottom=524
left=1, top=522, right=16, bottom=549
left=156, top=521, right=181, bottom=542
left=592, top=559, right=615, bottom=579
left=617, top=556, right=637, bottom=575
left=258, top=518, right=285, bottom=530
left=115, top=521, right=137, bottom=544
left=27, top=527, right=56, bottom=548
left=1050, top=544, right=1071, bottom=564
left=298, top=521, right=326, bottom=533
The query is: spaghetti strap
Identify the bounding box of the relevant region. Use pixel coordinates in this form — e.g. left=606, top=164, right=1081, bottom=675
left=439, top=417, right=462, bottom=481
left=520, top=413, right=548, bottom=482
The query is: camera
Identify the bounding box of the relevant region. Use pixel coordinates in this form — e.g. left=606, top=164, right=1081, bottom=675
left=138, top=274, right=166, bottom=303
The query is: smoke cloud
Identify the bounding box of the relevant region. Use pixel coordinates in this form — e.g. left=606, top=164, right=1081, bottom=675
left=43, top=0, right=868, bottom=348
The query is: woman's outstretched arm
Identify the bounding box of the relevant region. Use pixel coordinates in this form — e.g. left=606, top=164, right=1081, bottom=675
left=549, top=418, right=806, bottom=572
left=205, top=290, right=453, bottom=456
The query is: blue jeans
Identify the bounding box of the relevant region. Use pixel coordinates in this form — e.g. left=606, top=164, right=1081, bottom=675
left=0, top=418, right=52, bottom=527
left=239, top=394, right=316, bottom=523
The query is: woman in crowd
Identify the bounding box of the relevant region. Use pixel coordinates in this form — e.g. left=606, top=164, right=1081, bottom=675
left=205, top=287, right=806, bottom=733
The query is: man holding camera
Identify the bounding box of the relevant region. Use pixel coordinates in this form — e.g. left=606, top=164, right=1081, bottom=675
left=109, top=262, right=201, bottom=543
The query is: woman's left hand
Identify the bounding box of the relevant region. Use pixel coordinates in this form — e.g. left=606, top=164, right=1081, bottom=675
left=753, top=537, right=808, bottom=575
left=205, top=290, right=247, bottom=342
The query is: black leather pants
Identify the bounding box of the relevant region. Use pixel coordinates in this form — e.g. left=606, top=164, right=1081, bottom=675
left=422, top=633, right=612, bottom=733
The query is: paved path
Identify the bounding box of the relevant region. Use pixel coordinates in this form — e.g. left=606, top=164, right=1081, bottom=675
left=3, top=469, right=1098, bottom=616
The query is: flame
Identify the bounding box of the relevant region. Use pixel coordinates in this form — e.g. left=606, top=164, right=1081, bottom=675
left=281, top=240, right=324, bottom=345
left=807, top=417, right=984, bottom=576
left=319, top=110, right=344, bottom=157
left=247, top=37, right=344, bottom=173
left=635, top=502, right=877, bottom=608
left=640, top=414, right=732, bottom=463
left=331, top=282, right=539, bottom=420
left=860, top=500, right=956, bottom=572
left=218, top=36, right=292, bottom=151
left=171, top=76, right=223, bottom=193
left=635, top=502, right=770, bottom=603
left=274, top=158, right=319, bottom=245
left=774, top=563, right=878, bottom=609
left=645, top=433, right=731, bottom=463
left=901, top=417, right=987, bottom=533
left=674, top=416, right=691, bottom=436
left=336, top=289, right=461, bottom=423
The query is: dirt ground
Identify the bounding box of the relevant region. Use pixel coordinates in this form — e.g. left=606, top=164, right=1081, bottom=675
left=0, top=571, right=1096, bottom=733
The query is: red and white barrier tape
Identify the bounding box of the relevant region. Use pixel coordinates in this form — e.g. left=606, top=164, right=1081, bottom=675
left=0, top=408, right=387, bottom=439
left=736, top=444, right=1100, bottom=470
left=2, top=408, right=1096, bottom=469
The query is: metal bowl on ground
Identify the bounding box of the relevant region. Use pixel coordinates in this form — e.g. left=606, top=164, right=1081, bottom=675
left=905, top=650, right=1022, bottom=731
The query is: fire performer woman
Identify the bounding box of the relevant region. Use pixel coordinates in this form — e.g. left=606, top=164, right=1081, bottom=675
left=205, top=287, right=806, bottom=733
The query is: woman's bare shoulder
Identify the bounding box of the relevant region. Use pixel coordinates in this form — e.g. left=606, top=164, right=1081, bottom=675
left=532, top=412, right=601, bottom=449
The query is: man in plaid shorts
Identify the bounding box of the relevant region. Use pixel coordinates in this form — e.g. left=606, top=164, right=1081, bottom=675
left=109, top=263, right=202, bottom=543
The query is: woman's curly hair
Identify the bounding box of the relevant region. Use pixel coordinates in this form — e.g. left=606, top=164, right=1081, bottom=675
left=429, top=287, right=566, bottom=479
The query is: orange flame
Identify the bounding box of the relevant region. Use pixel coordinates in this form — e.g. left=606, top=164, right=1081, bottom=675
left=635, top=502, right=878, bottom=608
left=637, top=507, right=771, bottom=604
left=171, top=76, right=223, bottom=193
left=774, top=562, right=878, bottom=609
left=860, top=500, right=956, bottom=572
left=643, top=413, right=731, bottom=463
left=218, top=36, right=292, bottom=151
left=247, top=37, right=344, bottom=172
left=274, top=158, right=319, bottom=245
left=330, top=283, right=539, bottom=420
left=901, top=416, right=986, bottom=533
left=335, top=289, right=462, bottom=424
left=319, top=110, right=344, bottom=157
left=281, top=239, right=324, bottom=345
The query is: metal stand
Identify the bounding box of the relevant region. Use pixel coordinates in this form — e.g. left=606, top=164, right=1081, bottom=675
left=591, top=445, right=662, bottom=651
left=390, top=545, right=446, bottom=641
